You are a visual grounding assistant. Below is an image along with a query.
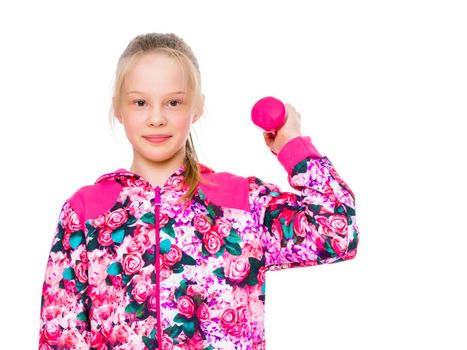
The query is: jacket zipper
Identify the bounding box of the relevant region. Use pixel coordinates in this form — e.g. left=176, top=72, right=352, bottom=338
left=154, top=186, right=162, bottom=349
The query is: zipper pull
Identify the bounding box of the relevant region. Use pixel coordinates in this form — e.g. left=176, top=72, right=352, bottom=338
left=155, top=186, right=161, bottom=205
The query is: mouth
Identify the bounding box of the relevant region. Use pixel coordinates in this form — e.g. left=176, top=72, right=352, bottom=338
left=143, top=135, right=172, bottom=143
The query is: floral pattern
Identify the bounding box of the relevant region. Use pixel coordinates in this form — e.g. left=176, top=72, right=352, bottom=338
left=39, top=136, right=359, bottom=349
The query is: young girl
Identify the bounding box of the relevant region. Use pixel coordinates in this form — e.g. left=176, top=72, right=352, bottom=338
left=38, top=32, right=359, bottom=350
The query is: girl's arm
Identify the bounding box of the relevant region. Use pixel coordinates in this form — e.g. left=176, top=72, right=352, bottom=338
left=39, top=200, right=90, bottom=349
left=249, top=135, right=359, bottom=271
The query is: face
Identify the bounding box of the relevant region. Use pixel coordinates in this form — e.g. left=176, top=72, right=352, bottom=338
left=114, top=52, right=203, bottom=166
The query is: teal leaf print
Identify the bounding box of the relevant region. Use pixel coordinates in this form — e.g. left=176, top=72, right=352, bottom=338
left=51, top=240, right=63, bottom=252
left=174, top=313, right=188, bottom=323
left=324, top=240, right=336, bottom=257
left=292, top=158, right=308, bottom=175
left=213, top=267, right=225, bottom=279
left=111, top=227, right=125, bottom=244
left=174, top=288, right=183, bottom=300
left=86, top=222, right=98, bottom=238
left=86, top=237, right=98, bottom=251
left=160, top=239, right=172, bottom=254
left=245, top=273, right=258, bottom=286
left=182, top=320, right=195, bottom=338
left=225, top=229, right=242, bottom=244
left=142, top=252, right=155, bottom=266
left=172, top=262, right=184, bottom=274
left=193, top=230, right=203, bottom=240
left=225, top=241, right=242, bottom=256
left=207, top=203, right=223, bottom=220
left=308, top=203, right=322, bottom=214
left=140, top=212, right=155, bottom=224
left=126, top=215, right=137, bottom=225
left=69, top=230, right=84, bottom=249
left=77, top=311, right=88, bottom=321
left=122, top=274, right=132, bottom=286
left=244, top=257, right=264, bottom=286
left=180, top=253, right=196, bottom=266
left=107, top=262, right=123, bottom=276
left=264, top=208, right=281, bottom=230
left=197, top=187, right=206, bottom=201
left=76, top=281, right=87, bottom=292
left=161, top=219, right=176, bottom=238
left=206, top=205, right=216, bottom=219
left=105, top=276, right=112, bottom=286
left=348, top=229, right=359, bottom=251
left=280, top=218, right=294, bottom=239
left=111, top=196, right=129, bottom=211
left=201, top=245, right=208, bottom=256
left=62, top=267, right=75, bottom=280
left=175, top=279, right=188, bottom=300
left=215, top=245, right=226, bottom=258
left=56, top=224, right=64, bottom=240
left=343, top=203, right=356, bottom=216
left=125, top=301, right=140, bottom=313
left=165, top=324, right=183, bottom=339
left=142, top=335, right=155, bottom=349
left=136, top=305, right=149, bottom=320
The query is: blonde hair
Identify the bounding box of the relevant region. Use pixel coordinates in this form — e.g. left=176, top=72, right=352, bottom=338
left=108, top=32, right=216, bottom=204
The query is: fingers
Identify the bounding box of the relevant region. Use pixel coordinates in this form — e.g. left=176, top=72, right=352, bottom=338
left=285, top=102, right=301, bottom=119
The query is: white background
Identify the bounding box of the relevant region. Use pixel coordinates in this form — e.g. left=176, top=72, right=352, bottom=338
left=1, top=0, right=466, bottom=348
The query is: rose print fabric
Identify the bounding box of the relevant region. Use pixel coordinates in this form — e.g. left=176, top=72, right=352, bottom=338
left=39, top=135, right=359, bottom=349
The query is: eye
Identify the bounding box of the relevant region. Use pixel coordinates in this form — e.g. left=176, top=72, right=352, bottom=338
left=132, top=99, right=146, bottom=107
left=168, top=99, right=182, bottom=107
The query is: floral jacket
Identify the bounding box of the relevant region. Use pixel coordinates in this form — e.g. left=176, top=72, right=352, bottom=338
left=38, top=135, right=359, bottom=350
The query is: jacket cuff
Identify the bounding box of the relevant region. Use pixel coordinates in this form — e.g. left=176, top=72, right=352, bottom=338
left=277, top=135, right=322, bottom=175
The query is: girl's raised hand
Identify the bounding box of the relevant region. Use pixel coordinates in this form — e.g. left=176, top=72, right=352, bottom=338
left=263, top=102, right=303, bottom=155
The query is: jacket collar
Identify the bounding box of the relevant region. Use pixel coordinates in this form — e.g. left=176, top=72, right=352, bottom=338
left=94, top=162, right=215, bottom=190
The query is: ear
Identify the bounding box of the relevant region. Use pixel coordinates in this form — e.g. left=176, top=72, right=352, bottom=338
left=193, top=113, right=201, bottom=124
left=113, top=96, right=123, bottom=124
left=192, top=94, right=205, bottom=123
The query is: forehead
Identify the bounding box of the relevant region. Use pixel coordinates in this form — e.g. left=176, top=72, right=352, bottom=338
left=123, top=52, right=187, bottom=92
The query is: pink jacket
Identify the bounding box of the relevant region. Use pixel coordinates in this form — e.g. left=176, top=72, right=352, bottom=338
left=39, top=135, right=359, bottom=350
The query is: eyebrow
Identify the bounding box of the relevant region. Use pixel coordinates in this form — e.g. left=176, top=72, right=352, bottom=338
left=127, top=90, right=186, bottom=95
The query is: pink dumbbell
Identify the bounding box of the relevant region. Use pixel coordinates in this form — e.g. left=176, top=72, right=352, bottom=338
left=251, top=96, right=288, bottom=155
left=251, top=96, right=287, bottom=137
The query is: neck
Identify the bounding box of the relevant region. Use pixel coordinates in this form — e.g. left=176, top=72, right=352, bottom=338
left=130, top=148, right=186, bottom=188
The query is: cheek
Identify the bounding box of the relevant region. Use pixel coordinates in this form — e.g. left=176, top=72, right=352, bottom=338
left=122, top=113, right=144, bottom=135
left=174, top=117, right=193, bottom=135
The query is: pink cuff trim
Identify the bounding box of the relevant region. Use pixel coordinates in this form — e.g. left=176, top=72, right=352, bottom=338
left=277, top=136, right=322, bottom=175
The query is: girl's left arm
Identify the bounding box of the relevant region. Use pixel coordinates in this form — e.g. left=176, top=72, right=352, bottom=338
left=249, top=135, right=359, bottom=272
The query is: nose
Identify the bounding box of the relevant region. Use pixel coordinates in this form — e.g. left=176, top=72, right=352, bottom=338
left=147, top=106, right=167, bottom=127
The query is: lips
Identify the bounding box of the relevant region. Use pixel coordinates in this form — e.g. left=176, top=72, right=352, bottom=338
left=143, top=135, right=172, bottom=144
left=144, top=134, right=171, bottom=140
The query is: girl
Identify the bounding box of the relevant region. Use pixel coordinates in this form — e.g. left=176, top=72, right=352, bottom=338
left=38, top=32, right=359, bottom=350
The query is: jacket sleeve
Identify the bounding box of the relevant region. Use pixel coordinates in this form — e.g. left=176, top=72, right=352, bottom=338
left=249, top=135, right=359, bottom=272
left=39, top=199, right=90, bottom=349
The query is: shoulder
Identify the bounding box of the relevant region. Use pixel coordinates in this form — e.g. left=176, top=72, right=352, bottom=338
left=65, top=180, right=123, bottom=225
left=199, top=170, right=251, bottom=211
left=200, top=169, right=276, bottom=211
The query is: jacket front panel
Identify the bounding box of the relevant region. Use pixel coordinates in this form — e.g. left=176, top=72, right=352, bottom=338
left=86, top=171, right=267, bottom=350
left=39, top=135, right=360, bottom=350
